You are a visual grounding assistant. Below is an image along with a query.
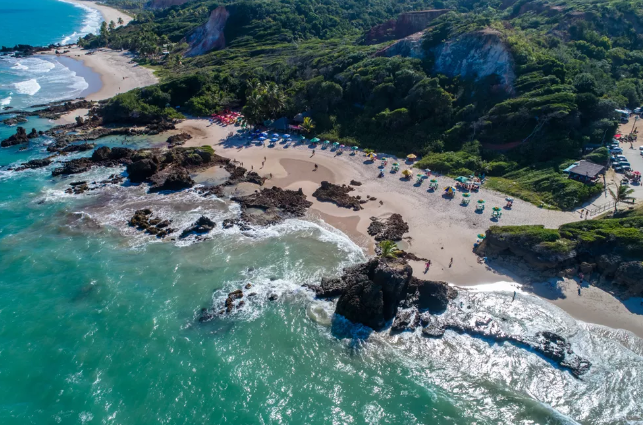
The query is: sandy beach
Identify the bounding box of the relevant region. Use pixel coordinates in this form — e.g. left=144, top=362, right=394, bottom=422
left=177, top=118, right=643, bottom=337
left=64, top=0, right=133, bottom=27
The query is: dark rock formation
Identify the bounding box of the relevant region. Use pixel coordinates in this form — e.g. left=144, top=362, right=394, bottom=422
left=349, top=180, right=362, bottom=186
left=11, top=158, right=53, bottom=171
left=391, top=308, right=420, bottom=333
left=128, top=208, right=175, bottom=238
left=614, top=262, right=643, bottom=295
left=61, top=143, right=95, bottom=153
left=126, top=158, right=159, bottom=182
left=421, top=314, right=591, bottom=377
left=1, top=126, right=30, bottom=147
left=180, top=216, right=216, bottom=238
left=367, top=214, right=409, bottom=241
left=52, top=146, right=134, bottom=176
left=186, top=6, right=230, bottom=57
left=166, top=132, right=192, bottom=147
left=309, top=258, right=454, bottom=331
left=2, top=116, right=28, bottom=126
left=232, top=186, right=312, bottom=226
left=312, top=181, right=362, bottom=211
left=150, top=167, right=195, bottom=192
left=364, top=9, right=450, bottom=44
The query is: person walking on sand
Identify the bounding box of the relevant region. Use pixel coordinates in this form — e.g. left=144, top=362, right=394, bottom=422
left=314, top=164, right=318, bottom=171
left=425, top=261, right=431, bottom=273
left=311, top=150, right=315, bottom=157
left=449, top=257, right=453, bottom=268
left=512, top=290, right=516, bottom=301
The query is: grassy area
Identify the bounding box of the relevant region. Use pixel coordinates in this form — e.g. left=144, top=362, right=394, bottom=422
left=484, top=161, right=603, bottom=210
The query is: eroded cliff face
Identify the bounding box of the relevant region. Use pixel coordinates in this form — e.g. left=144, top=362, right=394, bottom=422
left=377, top=28, right=516, bottom=93
left=148, top=0, right=190, bottom=9
left=365, top=9, right=450, bottom=45
left=185, top=6, right=229, bottom=57
left=432, top=28, right=515, bottom=94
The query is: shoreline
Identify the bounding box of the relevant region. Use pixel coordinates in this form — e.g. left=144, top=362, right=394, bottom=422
left=63, top=0, right=133, bottom=27
left=177, top=119, right=643, bottom=337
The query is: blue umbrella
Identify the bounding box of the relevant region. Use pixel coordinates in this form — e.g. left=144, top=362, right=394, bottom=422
left=260, top=132, right=268, bottom=137
left=283, top=134, right=291, bottom=138
left=258, top=136, right=266, bottom=141
left=272, top=133, right=280, bottom=138
left=271, top=137, right=279, bottom=142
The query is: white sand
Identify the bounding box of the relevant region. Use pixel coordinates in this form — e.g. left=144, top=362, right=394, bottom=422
left=65, top=0, right=133, bottom=27
left=178, top=119, right=643, bottom=337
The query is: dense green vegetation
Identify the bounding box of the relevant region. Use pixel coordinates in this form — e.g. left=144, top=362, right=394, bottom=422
left=82, top=0, right=643, bottom=209
left=489, top=212, right=643, bottom=256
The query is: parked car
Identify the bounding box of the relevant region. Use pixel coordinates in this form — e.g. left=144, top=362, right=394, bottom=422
left=617, top=155, right=628, bottom=162
left=622, top=164, right=632, bottom=171
left=611, top=147, right=623, bottom=154
left=613, top=164, right=624, bottom=172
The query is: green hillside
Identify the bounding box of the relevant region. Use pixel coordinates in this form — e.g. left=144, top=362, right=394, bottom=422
left=84, top=0, right=643, bottom=209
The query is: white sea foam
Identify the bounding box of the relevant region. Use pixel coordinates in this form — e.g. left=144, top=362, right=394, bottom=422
left=58, top=0, right=104, bottom=45
left=11, top=62, right=28, bottom=71
left=12, top=79, right=41, bottom=96
left=0, top=96, right=11, bottom=106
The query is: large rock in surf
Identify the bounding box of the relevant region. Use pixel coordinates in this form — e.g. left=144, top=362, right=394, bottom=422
left=1, top=126, right=30, bottom=147
left=150, top=167, right=195, bottom=192
left=126, top=158, right=159, bottom=183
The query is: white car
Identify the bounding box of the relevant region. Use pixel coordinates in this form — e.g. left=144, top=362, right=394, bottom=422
left=611, top=147, right=623, bottom=154
left=617, top=155, right=628, bottom=162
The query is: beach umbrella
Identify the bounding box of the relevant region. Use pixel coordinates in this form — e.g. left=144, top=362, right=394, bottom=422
left=286, top=138, right=293, bottom=142
left=506, top=197, right=514, bottom=202
left=380, top=157, right=387, bottom=162
left=492, top=206, right=501, bottom=211
left=430, top=178, right=437, bottom=183
left=340, top=145, right=345, bottom=148
left=283, top=134, right=290, bottom=138
left=272, top=133, right=280, bottom=137
left=260, top=132, right=268, bottom=137
left=416, top=174, right=423, bottom=178
left=352, top=146, right=359, bottom=150
left=271, top=137, right=279, bottom=141
left=393, top=162, right=400, bottom=166
left=310, top=137, right=320, bottom=143
left=462, top=193, right=470, bottom=197
left=407, top=154, right=417, bottom=160
left=477, top=199, right=485, bottom=204
left=455, top=176, right=469, bottom=183
left=323, top=140, right=330, bottom=145
left=477, top=233, right=485, bottom=239
left=258, top=136, right=266, bottom=141
left=332, top=141, right=340, bottom=146
left=424, top=169, right=431, bottom=173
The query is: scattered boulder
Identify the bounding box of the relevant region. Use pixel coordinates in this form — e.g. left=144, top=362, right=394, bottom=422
left=367, top=214, right=409, bottom=241
left=1, top=126, right=30, bottom=147
left=11, top=158, right=52, bottom=171
left=350, top=180, right=362, bottom=186
left=312, top=181, right=362, bottom=211
left=150, top=167, right=195, bottom=192
left=166, top=132, right=192, bottom=147
left=126, top=158, right=159, bottom=183
left=180, top=216, right=216, bottom=238
left=232, top=186, right=312, bottom=226
left=128, top=208, right=175, bottom=238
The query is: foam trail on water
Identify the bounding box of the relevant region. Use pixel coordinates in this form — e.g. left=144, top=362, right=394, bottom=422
left=12, top=79, right=41, bottom=96
left=58, top=0, right=104, bottom=44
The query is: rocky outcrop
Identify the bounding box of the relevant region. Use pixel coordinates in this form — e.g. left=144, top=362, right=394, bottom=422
left=312, top=181, right=362, bottom=211
left=309, top=258, right=455, bottom=330
left=128, top=209, right=176, bottom=238
left=2, top=116, right=28, bottom=126
left=421, top=315, right=591, bottom=377
left=185, top=6, right=230, bottom=57
left=432, top=28, right=515, bottom=94
left=180, top=216, right=216, bottom=238
left=149, top=167, right=195, bottom=192
left=1, top=126, right=32, bottom=147
left=10, top=158, right=53, bottom=171
left=367, top=214, right=409, bottom=241
left=166, top=132, right=192, bottom=147
left=64, top=174, right=124, bottom=194
left=51, top=146, right=135, bottom=176
left=232, top=186, right=312, bottom=226
left=364, top=9, right=450, bottom=44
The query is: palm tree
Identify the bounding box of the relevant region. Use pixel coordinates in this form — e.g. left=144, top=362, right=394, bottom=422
left=117, top=17, right=124, bottom=25
left=609, top=185, right=635, bottom=213
left=301, top=116, right=315, bottom=134
left=109, top=20, right=116, bottom=31
left=378, top=240, right=402, bottom=259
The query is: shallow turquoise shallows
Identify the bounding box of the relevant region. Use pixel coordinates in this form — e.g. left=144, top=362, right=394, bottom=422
left=1, top=6, right=643, bottom=425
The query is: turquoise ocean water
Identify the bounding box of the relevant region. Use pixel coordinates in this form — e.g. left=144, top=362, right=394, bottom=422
left=0, top=0, right=102, bottom=109
left=1, top=4, right=643, bottom=424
